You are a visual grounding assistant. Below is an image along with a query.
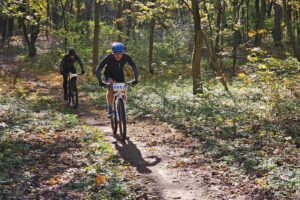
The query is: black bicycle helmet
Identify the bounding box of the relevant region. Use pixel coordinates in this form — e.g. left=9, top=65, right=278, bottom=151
left=68, top=47, right=76, bottom=56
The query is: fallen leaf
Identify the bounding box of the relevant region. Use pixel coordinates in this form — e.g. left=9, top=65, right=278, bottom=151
left=96, top=175, right=106, bottom=185
left=49, top=176, right=61, bottom=186
left=174, top=160, right=185, bottom=168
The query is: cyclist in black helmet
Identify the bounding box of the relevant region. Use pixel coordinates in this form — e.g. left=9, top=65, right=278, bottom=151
left=59, top=48, right=85, bottom=100
left=96, top=42, right=138, bottom=117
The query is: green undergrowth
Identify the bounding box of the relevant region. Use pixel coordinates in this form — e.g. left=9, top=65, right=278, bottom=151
left=0, top=83, right=142, bottom=199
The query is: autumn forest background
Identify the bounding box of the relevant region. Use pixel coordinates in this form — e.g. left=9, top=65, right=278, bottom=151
left=0, top=0, right=300, bottom=199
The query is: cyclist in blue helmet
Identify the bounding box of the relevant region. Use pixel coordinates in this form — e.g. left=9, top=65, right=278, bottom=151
left=96, top=42, right=139, bottom=118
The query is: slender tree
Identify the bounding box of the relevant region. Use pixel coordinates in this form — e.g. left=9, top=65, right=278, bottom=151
left=191, top=0, right=203, bottom=94
left=254, top=0, right=266, bottom=46
left=282, top=0, right=300, bottom=61
left=92, top=0, right=100, bottom=74
left=148, top=18, right=155, bottom=74
left=272, top=2, right=283, bottom=46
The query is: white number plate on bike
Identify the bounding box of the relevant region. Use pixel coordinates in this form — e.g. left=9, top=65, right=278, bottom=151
left=113, top=83, right=127, bottom=91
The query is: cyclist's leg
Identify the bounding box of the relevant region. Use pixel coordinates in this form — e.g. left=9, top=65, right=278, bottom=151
left=104, top=70, right=114, bottom=117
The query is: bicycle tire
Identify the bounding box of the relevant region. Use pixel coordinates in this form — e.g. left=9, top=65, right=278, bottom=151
left=117, top=98, right=126, bottom=141
left=111, top=97, right=118, bottom=134
left=73, top=85, right=78, bottom=108
left=68, top=78, right=78, bottom=109
left=68, top=81, right=73, bottom=105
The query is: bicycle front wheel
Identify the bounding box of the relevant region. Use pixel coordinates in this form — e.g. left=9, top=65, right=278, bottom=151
left=111, top=101, right=118, bottom=135
left=68, top=81, right=73, bottom=105
left=73, top=85, right=78, bottom=108
left=117, top=98, right=127, bottom=141
left=68, top=80, right=78, bottom=109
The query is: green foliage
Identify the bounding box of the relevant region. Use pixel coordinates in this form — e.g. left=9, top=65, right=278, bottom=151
left=22, top=49, right=63, bottom=72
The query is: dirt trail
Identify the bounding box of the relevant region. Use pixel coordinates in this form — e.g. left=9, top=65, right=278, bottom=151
left=75, top=103, right=212, bottom=200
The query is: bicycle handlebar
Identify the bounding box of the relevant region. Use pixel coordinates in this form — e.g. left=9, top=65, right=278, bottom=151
left=100, top=80, right=135, bottom=88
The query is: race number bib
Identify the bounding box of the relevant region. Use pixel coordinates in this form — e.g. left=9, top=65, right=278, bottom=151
left=113, top=83, right=126, bottom=91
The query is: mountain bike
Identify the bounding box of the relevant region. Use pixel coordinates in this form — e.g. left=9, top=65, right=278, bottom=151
left=109, top=82, right=132, bottom=141
left=67, top=72, right=82, bottom=109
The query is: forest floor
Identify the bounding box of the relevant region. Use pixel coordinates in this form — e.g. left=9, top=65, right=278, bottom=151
left=1, top=40, right=298, bottom=199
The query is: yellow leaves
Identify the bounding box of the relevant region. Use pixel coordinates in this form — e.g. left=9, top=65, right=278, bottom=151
left=174, top=160, right=186, bottom=168
left=288, top=1, right=300, bottom=10
left=49, top=176, right=61, bottom=186
left=256, top=178, right=267, bottom=189
left=257, top=29, right=268, bottom=34
left=95, top=175, right=106, bottom=185
left=248, top=29, right=268, bottom=38
left=247, top=54, right=258, bottom=63
left=248, top=31, right=257, bottom=38
left=258, top=64, right=268, bottom=70
left=256, top=150, right=267, bottom=157
left=225, top=119, right=234, bottom=126
left=258, top=131, right=266, bottom=138
left=238, top=73, right=247, bottom=80
left=283, top=78, right=291, bottom=87
left=268, top=131, right=274, bottom=137
left=106, top=49, right=112, bottom=54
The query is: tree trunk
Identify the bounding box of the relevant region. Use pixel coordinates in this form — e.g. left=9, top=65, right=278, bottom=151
left=116, top=0, right=123, bottom=41
left=232, top=0, right=243, bottom=76
left=201, top=29, right=229, bottom=91
left=76, top=0, right=81, bottom=21
left=125, top=1, right=133, bottom=43
left=0, top=15, right=3, bottom=36
left=59, top=0, right=67, bottom=48
left=282, top=0, right=300, bottom=61
left=267, top=0, right=274, bottom=17
left=254, top=0, right=266, bottom=46
left=191, top=0, right=203, bottom=94
left=1, top=17, right=8, bottom=43
left=272, top=2, right=282, bottom=46
left=51, top=0, right=60, bottom=28
left=246, top=0, right=250, bottom=40
left=19, top=18, right=39, bottom=58
left=215, top=0, right=223, bottom=52
left=8, top=18, right=14, bottom=37
left=297, top=8, right=300, bottom=46
left=28, top=41, right=37, bottom=58
left=148, top=18, right=155, bottom=74
left=46, top=0, right=50, bottom=39
left=84, top=0, right=92, bottom=45
left=92, top=0, right=100, bottom=74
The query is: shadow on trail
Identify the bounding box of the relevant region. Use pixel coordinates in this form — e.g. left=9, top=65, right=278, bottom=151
left=113, top=140, right=161, bottom=174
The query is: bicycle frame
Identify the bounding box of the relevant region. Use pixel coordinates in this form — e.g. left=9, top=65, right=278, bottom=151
left=67, top=72, right=83, bottom=108
left=113, top=86, right=127, bottom=121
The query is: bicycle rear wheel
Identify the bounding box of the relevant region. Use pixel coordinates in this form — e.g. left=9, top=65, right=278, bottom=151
left=117, top=98, right=126, bottom=141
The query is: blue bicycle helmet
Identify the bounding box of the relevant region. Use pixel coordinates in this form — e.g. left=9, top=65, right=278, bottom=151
left=112, top=42, right=125, bottom=53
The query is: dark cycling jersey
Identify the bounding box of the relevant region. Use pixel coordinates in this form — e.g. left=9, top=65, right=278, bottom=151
left=59, top=54, right=84, bottom=73
left=96, top=53, right=138, bottom=82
